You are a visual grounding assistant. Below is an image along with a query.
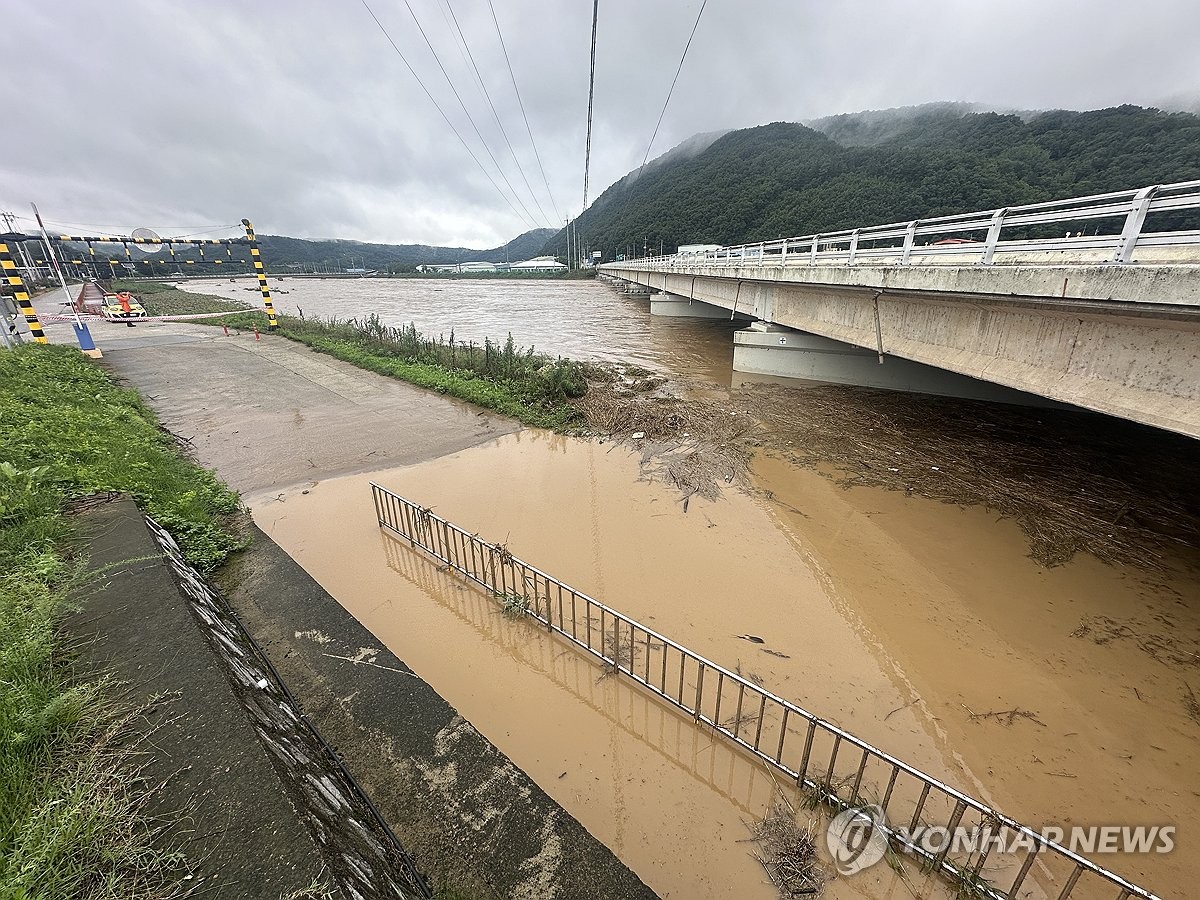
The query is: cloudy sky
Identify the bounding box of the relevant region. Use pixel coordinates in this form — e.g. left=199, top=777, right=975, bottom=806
left=4, top=0, right=1199, bottom=248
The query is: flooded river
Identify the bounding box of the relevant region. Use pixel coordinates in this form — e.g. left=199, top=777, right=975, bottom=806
left=183, top=277, right=740, bottom=382
left=203, top=277, right=1200, bottom=899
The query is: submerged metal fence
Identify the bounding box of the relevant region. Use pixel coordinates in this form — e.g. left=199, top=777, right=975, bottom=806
left=371, top=482, right=1161, bottom=900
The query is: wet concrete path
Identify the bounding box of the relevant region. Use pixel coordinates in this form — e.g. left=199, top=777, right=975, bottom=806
left=90, top=321, right=519, bottom=495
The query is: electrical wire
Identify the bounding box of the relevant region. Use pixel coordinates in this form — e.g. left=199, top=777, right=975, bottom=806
left=440, top=0, right=553, bottom=227
left=583, top=0, right=599, bottom=211
left=486, top=0, right=562, bottom=224
left=638, top=0, right=708, bottom=173
left=396, top=0, right=542, bottom=228
left=358, top=0, right=535, bottom=228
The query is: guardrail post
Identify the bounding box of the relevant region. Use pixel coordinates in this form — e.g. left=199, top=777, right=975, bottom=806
left=241, top=218, right=280, bottom=330
left=780, top=240, right=788, bottom=267
left=809, top=234, right=820, bottom=266
left=847, top=229, right=861, bottom=266
left=900, top=220, right=919, bottom=264
left=981, top=208, right=1008, bottom=265
left=0, top=240, right=46, bottom=343
left=1112, top=185, right=1159, bottom=264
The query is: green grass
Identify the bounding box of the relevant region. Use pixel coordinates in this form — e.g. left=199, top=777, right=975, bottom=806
left=0, top=344, right=242, bottom=571
left=120, top=280, right=589, bottom=431
left=115, top=279, right=256, bottom=317
left=281, top=323, right=584, bottom=430
left=0, top=343, right=244, bottom=898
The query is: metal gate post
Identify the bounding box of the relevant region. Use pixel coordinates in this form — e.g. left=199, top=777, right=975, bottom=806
left=0, top=239, right=46, bottom=343
left=241, top=218, right=280, bottom=330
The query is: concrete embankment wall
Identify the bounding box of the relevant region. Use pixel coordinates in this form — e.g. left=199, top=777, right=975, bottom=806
left=216, top=520, right=660, bottom=900
left=69, top=499, right=331, bottom=899
left=71, top=498, right=657, bottom=900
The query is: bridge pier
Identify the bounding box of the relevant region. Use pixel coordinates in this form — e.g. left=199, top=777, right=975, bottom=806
left=648, top=292, right=736, bottom=319
left=733, top=322, right=1067, bottom=407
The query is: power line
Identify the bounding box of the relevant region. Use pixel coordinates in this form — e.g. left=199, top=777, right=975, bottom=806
left=358, top=0, right=534, bottom=228
left=396, top=0, right=543, bottom=228
left=440, top=0, right=553, bottom=226
left=486, top=0, right=562, bottom=224
left=582, top=0, right=599, bottom=212
left=639, top=0, right=708, bottom=173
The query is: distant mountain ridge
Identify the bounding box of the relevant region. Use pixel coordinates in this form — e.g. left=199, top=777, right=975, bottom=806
left=541, top=103, right=1200, bottom=259
left=258, top=227, right=555, bottom=271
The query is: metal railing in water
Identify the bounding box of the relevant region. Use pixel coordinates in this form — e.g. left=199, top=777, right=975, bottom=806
left=601, top=180, right=1200, bottom=272
left=371, top=482, right=1161, bottom=900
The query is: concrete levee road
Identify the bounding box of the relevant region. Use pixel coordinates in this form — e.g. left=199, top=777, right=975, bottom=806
left=606, top=265, right=1200, bottom=438
left=71, top=320, right=519, bottom=498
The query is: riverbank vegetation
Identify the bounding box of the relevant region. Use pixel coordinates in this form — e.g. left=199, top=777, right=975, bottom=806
left=125, top=281, right=589, bottom=430
left=0, top=344, right=243, bottom=897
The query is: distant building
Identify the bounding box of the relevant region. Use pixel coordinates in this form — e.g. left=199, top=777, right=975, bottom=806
left=509, top=255, right=567, bottom=271
left=423, top=261, right=498, bottom=274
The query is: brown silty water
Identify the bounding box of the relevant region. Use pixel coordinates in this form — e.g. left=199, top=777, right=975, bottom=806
left=223, top=279, right=1199, bottom=898
left=183, top=277, right=741, bottom=381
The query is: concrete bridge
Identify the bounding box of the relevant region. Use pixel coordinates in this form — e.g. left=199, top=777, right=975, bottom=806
left=600, top=181, right=1200, bottom=439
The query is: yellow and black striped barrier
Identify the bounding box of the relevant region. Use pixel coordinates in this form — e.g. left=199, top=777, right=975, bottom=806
left=48, top=234, right=250, bottom=246
left=0, top=241, right=47, bottom=343
left=241, top=218, right=278, bottom=330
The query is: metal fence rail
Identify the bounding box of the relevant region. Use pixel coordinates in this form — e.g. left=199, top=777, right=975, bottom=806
left=601, top=180, right=1200, bottom=272
left=371, top=482, right=1160, bottom=900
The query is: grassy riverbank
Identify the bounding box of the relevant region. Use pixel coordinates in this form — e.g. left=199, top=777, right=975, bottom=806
left=0, top=344, right=242, bottom=897
left=123, top=280, right=588, bottom=430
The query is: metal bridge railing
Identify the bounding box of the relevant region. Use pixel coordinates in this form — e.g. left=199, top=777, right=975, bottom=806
left=602, top=180, right=1200, bottom=272
left=371, top=482, right=1161, bottom=900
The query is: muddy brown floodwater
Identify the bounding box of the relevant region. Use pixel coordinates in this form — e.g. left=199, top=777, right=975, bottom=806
left=182, top=277, right=742, bottom=382
left=251, top=430, right=1199, bottom=899
left=224, top=278, right=1199, bottom=898
left=252, top=434, right=958, bottom=900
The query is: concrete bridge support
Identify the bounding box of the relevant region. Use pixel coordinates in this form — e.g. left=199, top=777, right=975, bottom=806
left=733, top=323, right=1066, bottom=406
left=605, top=267, right=1200, bottom=438
left=648, top=292, right=734, bottom=318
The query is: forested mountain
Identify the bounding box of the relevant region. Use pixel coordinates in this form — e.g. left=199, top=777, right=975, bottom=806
left=260, top=227, right=556, bottom=271
left=545, top=105, right=1200, bottom=259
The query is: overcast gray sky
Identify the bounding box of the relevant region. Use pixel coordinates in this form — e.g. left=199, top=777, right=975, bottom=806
left=4, top=0, right=1199, bottom=248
